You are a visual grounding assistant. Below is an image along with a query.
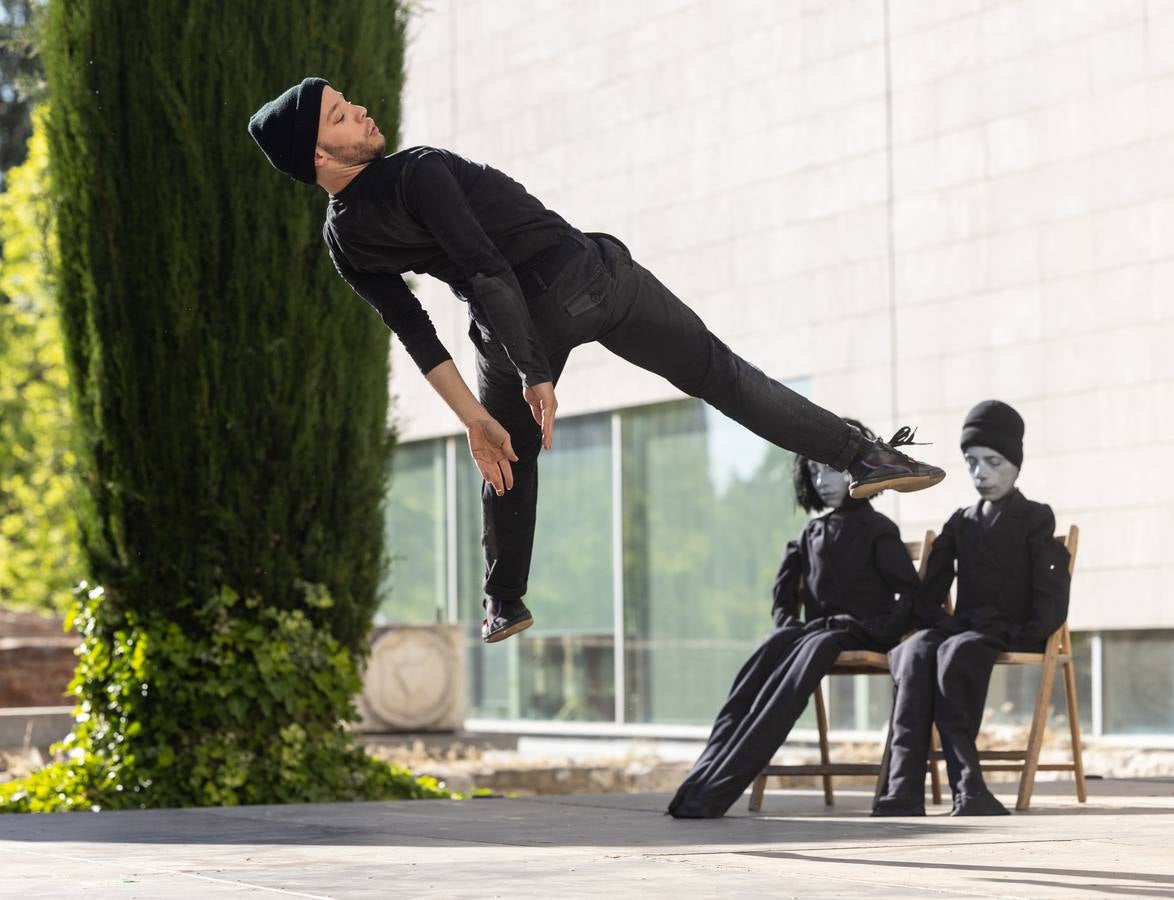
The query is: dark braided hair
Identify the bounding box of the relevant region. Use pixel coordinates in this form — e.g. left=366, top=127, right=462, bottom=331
left=792, top=418, right=876, bottom=513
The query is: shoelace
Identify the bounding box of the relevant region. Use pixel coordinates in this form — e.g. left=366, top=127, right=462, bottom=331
left=886, top=425, right=927, bottom=448
left=880, top=426, right=932, bottom=461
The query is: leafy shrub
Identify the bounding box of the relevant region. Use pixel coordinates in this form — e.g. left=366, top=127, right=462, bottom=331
left=0, top=584, right=453, bottom=813
left=0, top=105, right=82, bottom=614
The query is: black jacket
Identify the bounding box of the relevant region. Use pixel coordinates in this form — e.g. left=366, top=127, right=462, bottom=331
left=322, top=146, right=575, bottom=387
left=771, top=500, right=921, bottom=649
left=915, top=490, right=1071, bottom=651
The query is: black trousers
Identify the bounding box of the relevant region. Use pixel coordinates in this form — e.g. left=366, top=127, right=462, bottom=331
left=667, top=623, right=866, bottom=818
left=878, top=627, right=1004, bottom=803
left=471, top=234, right=865, bottom=603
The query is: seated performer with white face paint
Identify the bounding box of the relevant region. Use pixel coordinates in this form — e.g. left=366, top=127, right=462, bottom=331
left=669, top=420, right=922, bottom=819
left=872, top=400, right=1071, bottom=817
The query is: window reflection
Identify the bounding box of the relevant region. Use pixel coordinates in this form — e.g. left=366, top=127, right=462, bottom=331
left=458, top=414, right=615, bottom=721
left=1103, top=631, right=1174, bottom=735
left=377, top=440, right=447, bottom=625
left=621, top=401, right=807, bottom=725
left=379, top=401, right=1139, bottom=739
left=980, top=633, right=1093, bottom=734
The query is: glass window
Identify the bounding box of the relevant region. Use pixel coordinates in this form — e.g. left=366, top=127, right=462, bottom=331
left=457, top=414, right=615, bottom=721
left=1103, top=631, right=1174, bottom=735
left=621, top=400, right=809, bottom=726
left=377, top=439, right=447, bottom=625
left=829, top=674, right=893, bottom=732
left=980, top=631, right=1093, bottom=735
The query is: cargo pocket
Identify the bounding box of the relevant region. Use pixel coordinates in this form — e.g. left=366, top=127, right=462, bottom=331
left=561, top=262, right=608, bottom=318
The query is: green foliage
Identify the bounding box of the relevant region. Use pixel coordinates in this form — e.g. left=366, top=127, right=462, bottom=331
left=0, top=104, right=83, bottom=613
left=0, top=0, right=47, bottom=178
left=40, top=0, right=406, bottom=653
left=0, top=585, right=453, bottom=812
left=2, top=1, right=436, bottom=811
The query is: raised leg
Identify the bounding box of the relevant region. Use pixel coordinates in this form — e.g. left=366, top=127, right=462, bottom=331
left=597, top=255, right=862, bottom=469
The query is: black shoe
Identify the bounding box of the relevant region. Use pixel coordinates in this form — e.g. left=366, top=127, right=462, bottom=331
left=848, top=427, right=946, bottom=500
left=871, top=796, right=926, bottom=817
left=481, top=598, right=534, bottom=644
left=951, top=789, right=1010, bottom=816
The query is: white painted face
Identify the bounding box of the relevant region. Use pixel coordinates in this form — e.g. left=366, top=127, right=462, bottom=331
left=963, top=445, right=1019, bottom=502
left=807, top=459, right=851, bottom=510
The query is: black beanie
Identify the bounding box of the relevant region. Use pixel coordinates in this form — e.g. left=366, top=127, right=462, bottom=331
left=248, top=77, right=329, bottom=184
left=960, top=400, right=1025, bottom=469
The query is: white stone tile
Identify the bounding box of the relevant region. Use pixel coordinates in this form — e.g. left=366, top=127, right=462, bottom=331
left=796, top=44, right=887, bottom=114
left=1145, top=10, right=1174, bottom=77
left=1087, top=21, right=1147, bottom=90
left=889, top=12, right=984, bottom=91
left=894, top=237, right=990, bottom=305
left=986, top=229, right=1040, bottom=290
left=1027, top=0, right=1141, bottom=47
left=986, top=109, right=1045, bottom=176
left=886, top=0, right=982, bottom=39
left=800, top=0, right=883, bottom=65
left=978, top=0, right=1037, bottom=64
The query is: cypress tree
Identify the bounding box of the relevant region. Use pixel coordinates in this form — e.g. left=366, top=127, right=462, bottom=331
left=43, top=1, right=400, bottom=651
left=0, top=2, right=444, bottom=810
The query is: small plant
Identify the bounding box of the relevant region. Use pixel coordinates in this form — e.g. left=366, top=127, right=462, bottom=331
left=0, top=584, right=453, bottom=813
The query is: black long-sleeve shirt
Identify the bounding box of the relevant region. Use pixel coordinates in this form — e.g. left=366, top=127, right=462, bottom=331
left=771, top=500, right=922, bottom=649
left=914, top=490, right=1071, bottom=650
left=322, top=146, right=575, bottom=386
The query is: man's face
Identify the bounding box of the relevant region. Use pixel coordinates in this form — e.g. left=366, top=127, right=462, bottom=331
left=807, top=460, right=850, bottom=510
left=315, top=86, right=386, bottom=172
left=963, top=445, right=1019, bottom=502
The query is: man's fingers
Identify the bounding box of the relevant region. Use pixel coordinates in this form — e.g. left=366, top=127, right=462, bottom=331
left=527, top=399, right=542, bottom=429
left=479, top=460, right=505, bottom=496
left=542, top=405, right=556, bottom=451
left=501, top=433, right=519, bottom=462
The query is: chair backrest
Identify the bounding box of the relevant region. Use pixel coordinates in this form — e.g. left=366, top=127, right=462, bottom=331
left=904, top=530, right=935, bottom=581
left=1058, top=524, right=1079, bottom=575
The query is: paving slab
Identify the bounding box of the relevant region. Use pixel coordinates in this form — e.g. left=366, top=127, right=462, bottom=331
left=0, top=779, right=1171, bottom=898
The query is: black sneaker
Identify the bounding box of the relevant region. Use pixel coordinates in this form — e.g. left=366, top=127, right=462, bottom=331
left=870, top=796, right=926, bottom=817
left=848, top=426, right=946, bottom=500
left=481, top=598, right=534, bottom=644
left=951, top=789, right=1010, bottom=816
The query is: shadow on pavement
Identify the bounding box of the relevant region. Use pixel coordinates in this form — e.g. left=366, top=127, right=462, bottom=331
left=740, top=849, right=1174, bottom=896
left=0, top=792, right=1005, bottom=850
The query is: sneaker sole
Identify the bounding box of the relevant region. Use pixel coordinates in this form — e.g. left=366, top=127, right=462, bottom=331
left=482, top=614, right=534, bottom=644
left=849, top=471, right=945, bottom=500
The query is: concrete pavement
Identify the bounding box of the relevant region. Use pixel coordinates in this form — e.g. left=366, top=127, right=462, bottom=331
left=1, top=779, right=1171, bottom=898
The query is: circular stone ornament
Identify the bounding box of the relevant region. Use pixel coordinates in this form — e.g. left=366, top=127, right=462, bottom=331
left=362, top=627, right=459, bottom=730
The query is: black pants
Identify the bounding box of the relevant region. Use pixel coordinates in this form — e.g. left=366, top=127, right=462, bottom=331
left=471, top=233, right=865, bottom=603
left=667, top=623, right=866, bottom=818
left=878, top=627, right=1004, bottom=804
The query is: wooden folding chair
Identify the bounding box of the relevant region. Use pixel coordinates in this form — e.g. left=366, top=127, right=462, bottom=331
left=748, top=530, right=935, bottom=812
left=879, top=525, right=1086, bottom=811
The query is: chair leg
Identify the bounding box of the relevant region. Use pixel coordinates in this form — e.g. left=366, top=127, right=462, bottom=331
left=929, top=727, right=943, bottom=805
left=749, top=774, right=768, bottom=812
left=1062, top=656, right=1088, bottom=803
left=874, top=717, right=894, bottom=809
left=1017, top=652, right=1060, bottom=811
left=815, top=682, right=834, bottom=806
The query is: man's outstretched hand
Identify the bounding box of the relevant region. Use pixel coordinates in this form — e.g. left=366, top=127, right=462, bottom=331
left=466, top=417, right=519, bottom=496
left=523, top=381, right=557, bottom=450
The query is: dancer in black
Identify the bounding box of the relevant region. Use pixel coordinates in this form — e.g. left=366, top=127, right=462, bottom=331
left=873, top=400, right=1070, bottom=817
left=249, top=78, right=946, bottom=643
left=668, top=420, right=921, bottom=818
